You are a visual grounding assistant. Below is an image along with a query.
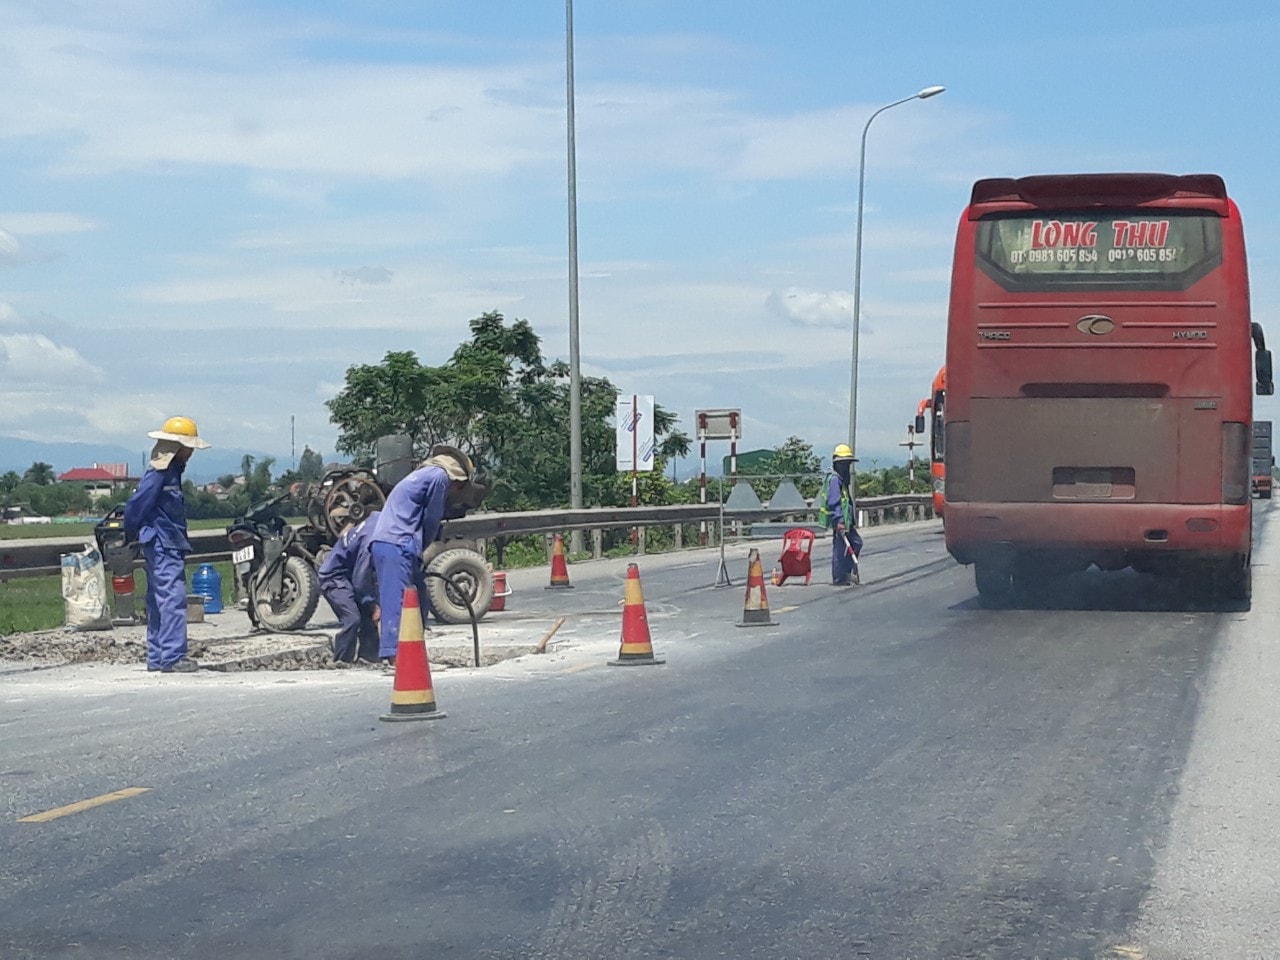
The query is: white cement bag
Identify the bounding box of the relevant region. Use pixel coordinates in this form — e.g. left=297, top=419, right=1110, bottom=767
left=61, top=544, right=111, bottom=631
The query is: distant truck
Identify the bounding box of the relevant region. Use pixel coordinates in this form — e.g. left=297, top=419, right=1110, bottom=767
left=1254, top=420, right=1274, bottom=499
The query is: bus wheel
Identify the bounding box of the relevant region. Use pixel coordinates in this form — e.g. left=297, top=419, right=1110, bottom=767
left=974, top=561, right=1014, bottom=608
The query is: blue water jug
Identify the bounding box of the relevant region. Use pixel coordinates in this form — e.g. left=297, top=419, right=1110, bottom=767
left=191, top=563, right=223, bottom=614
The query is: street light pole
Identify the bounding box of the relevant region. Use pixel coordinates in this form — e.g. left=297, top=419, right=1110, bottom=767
left=847, top=85, right=945, bottom=470
left=566, top=0, right=584, bottom=552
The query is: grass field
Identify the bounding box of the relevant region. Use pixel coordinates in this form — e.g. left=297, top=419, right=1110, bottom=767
left=0, top=559, right=238, bottom=636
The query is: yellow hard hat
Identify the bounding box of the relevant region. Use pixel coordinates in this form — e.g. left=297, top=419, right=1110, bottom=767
left=832, top=443, right=854, bottom=460
left=147, top=415, right=211, bottom=449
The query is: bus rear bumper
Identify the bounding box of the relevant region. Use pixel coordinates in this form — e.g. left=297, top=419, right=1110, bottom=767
left=944, top=502, right=1251, bottom=569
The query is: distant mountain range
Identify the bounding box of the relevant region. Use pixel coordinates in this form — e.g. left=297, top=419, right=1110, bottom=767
left=0, top=436, right=286, bottom=484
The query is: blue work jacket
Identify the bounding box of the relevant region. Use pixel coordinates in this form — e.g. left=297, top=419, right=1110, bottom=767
left=368, top=465, right=450, bottom=558
left=123, top=461, right=191, bottom=553
left=318, top=510, right=379, bottom=606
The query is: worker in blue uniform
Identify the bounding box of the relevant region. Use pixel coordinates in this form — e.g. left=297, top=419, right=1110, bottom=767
left=318, top=509, right=381, bottom=664
left=123, top=416, right=211, bottom=672
left=369, top=446, right=485, bottom=666
left=824, top=443, right=864, bottom=586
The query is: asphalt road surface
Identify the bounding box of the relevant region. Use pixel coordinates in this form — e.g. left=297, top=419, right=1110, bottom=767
left=3, top=511, right=1278, bottom=959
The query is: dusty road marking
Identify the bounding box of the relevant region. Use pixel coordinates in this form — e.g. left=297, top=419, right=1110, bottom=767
left=774, top=605, right=798, bottom=614
left=559, top=662, right=602, bottom=675
left=18, top=787, right=151, bottom=823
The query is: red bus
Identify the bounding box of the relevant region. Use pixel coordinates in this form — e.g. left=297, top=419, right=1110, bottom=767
left=943, top=173, right=1274, bottom=605
left=914, top=365, right=946, bottom=518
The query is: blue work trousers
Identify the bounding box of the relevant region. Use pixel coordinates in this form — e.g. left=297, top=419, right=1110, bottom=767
left=320, top=577, right=380, bottom=663
left=143, top=542, right=189, bottom=669
left=831, top=524, right=863, bottom=585
left=370, top=541, right=429, bottom=659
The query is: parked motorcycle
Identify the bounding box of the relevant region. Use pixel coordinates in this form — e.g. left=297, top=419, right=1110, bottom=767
left=226, top=493, right=321, bottom=632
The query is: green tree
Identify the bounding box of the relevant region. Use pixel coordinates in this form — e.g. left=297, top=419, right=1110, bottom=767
left=249, top=457, right=275, bottom=500
left=326, top=349, right=441, bottom=460
left=22, top=462, right=55, bottom=485
left=298, top=446, right=325, bottom=481
left=24, top=481, right=90, bottom=516
left=0, top=471, right=19, bottom=504
left=734, top=436, right=825, bottom=501
left=327, top=311, right=687, bottom=512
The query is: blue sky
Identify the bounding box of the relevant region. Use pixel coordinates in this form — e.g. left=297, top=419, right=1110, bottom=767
left=2, top=0, right=1279, bottom=474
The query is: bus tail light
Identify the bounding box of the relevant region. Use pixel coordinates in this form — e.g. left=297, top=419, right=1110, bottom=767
left=1222, top=422, right=1250, bottom=504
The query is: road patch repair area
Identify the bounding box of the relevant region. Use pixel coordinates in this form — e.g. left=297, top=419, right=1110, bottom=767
left=0, top=540, right=794, bottom=678
left=0, top=596, right=561, bottom=674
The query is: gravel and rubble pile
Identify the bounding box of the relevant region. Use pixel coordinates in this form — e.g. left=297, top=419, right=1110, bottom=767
left=0, top=626, right=338, bottom=671
left=0, top=627, right=150, bottom=668
left=1, top=619, right=538, bottom=672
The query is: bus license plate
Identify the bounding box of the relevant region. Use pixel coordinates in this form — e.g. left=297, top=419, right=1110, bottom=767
left=1076, top=482, right=1113, bottom=499
left=232, top=546, right=255, bottom=564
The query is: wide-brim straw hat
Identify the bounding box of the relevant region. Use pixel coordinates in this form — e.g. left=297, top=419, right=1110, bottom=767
left=147, top=415, right=211, bottom=449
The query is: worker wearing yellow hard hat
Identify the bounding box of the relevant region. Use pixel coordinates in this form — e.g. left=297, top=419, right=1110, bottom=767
left=124, top=415, right=212, bottom=673
left=822, top=443, right=863, bottom=585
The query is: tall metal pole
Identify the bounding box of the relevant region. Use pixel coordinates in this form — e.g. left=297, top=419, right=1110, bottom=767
left=566, top=0, right=584, bottom=553
left=848, top=86, right=945, bottom=479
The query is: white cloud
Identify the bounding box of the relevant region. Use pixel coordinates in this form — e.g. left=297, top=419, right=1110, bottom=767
left=334, top=266, right=394, bottom=286
left=0, top=212, right=97, bottom=236
left=0, top=227, right=20, bottom=263
left=765, top=287, right=851, bottom=329
left=0, top=332, right=102, bottom=385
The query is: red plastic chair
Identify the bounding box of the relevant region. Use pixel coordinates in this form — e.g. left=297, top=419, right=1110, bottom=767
left=776, top=528, right=816, bottom=586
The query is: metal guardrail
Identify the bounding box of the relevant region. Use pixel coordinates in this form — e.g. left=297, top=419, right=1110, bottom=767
left=0, top=495, right=934, bottom=578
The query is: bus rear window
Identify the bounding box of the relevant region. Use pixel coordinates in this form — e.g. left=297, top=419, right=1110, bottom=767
left=975, top=212, right=1222, bottom=292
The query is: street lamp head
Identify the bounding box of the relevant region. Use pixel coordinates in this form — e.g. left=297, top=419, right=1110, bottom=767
left=917, top=85, right=946, bottom=99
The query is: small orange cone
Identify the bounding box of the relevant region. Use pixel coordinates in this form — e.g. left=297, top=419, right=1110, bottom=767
left=379, top=587, right=446, bottom=722
left=737, top=547, right=778, bottom=627
left=609, top=563, right=664, bottom=666
left=546, top=533, right=574, bottom=589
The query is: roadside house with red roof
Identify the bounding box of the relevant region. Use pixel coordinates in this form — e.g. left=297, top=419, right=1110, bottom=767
left=57, top=463, right=139, bottom=501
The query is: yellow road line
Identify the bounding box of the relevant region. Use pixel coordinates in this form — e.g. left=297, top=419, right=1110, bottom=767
left=560, top=662, right=602, bottom=675
left=18, top=787, right=151, bottom=824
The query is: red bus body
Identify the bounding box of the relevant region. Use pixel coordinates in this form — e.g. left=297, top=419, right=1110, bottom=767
left=915, top=366, right=947, bottom=518
left=943, top=173, right=1273, bottom=603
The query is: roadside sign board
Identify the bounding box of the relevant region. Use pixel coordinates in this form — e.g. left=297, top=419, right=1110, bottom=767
left=616, top=395, right=655, bottom=472
left=696, top=408, right=741, bottom=441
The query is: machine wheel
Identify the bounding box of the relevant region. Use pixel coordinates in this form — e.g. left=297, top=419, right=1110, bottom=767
left=974, top=561, right=1014, bottom=608
left=323, top=475, right=386, bottom=538
left=425, top=549, right=495, bottom=624
left=251, top=555, right=320, bottom=631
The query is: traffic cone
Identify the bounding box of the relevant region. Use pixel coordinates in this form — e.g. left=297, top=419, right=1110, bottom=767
left=737, top=547, right=778, bottom=627
left=546, top=533, right=574, bottom=589
left=609, top=563, right=664, bottom=666
left=379, top=587, right=446, bottom=722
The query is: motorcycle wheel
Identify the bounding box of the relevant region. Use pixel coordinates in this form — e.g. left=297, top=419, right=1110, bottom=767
left=251, top=555, right=320, bottom=632
left=425, top=548, right=494, bottom=625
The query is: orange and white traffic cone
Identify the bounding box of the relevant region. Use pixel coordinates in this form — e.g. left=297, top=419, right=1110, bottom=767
left=609, top=563, right=664, bottom=666
left=738, top=547, right=778, bottom=627
left=379, top=587, right=446, bottom=722
left=546, top=533, right=574, bottom=589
